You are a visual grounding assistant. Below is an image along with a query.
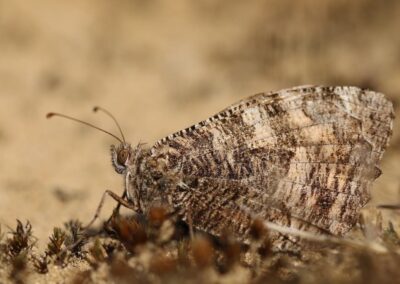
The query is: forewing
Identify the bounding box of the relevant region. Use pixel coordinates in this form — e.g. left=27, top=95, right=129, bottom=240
left=151, top=86, right=394, bottom=239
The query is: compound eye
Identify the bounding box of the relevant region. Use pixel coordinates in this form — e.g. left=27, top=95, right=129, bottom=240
left=117, top=149, right=129, bottom=165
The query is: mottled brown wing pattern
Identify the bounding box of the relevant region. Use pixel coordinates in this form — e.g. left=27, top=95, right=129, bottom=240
left=150, top=86, right=394, bottom=241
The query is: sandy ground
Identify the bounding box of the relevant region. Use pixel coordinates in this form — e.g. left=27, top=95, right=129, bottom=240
left=1, top=0, right=400, bottom=271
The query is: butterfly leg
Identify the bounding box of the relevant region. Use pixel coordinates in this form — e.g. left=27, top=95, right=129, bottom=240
left=62, top=190, right=136, bottom=257
left=112, top=189, right=127, bottom=215
left=84, top=190, right=136, bottom=230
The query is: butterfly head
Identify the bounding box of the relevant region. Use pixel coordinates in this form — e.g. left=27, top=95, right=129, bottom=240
left=111, top=143, right=134, bottom=174
left=111, top=142, right=146, bottom=175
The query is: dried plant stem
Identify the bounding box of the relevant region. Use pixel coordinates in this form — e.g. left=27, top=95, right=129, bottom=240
left=263, top=221, right=394, bottom=254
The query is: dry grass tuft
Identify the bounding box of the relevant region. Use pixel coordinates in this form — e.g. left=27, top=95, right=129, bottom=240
left=46, top=227, right=67, bottom=257
left=5, top=220, right=35, bottom=259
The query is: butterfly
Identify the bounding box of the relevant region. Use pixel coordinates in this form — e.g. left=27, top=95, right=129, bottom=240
left=48, top=85, right=394, bottom=245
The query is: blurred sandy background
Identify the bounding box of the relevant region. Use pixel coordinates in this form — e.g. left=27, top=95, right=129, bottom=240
left=1, top=0, right=400, bottom=248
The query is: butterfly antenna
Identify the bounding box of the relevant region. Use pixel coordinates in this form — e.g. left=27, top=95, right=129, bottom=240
left=93, top=106, right=126, bottom=143
left=46, top=112, right=123, bottom=144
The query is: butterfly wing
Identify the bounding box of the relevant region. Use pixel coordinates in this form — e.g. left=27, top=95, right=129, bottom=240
left=150, top=86, right=394, bottom=240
